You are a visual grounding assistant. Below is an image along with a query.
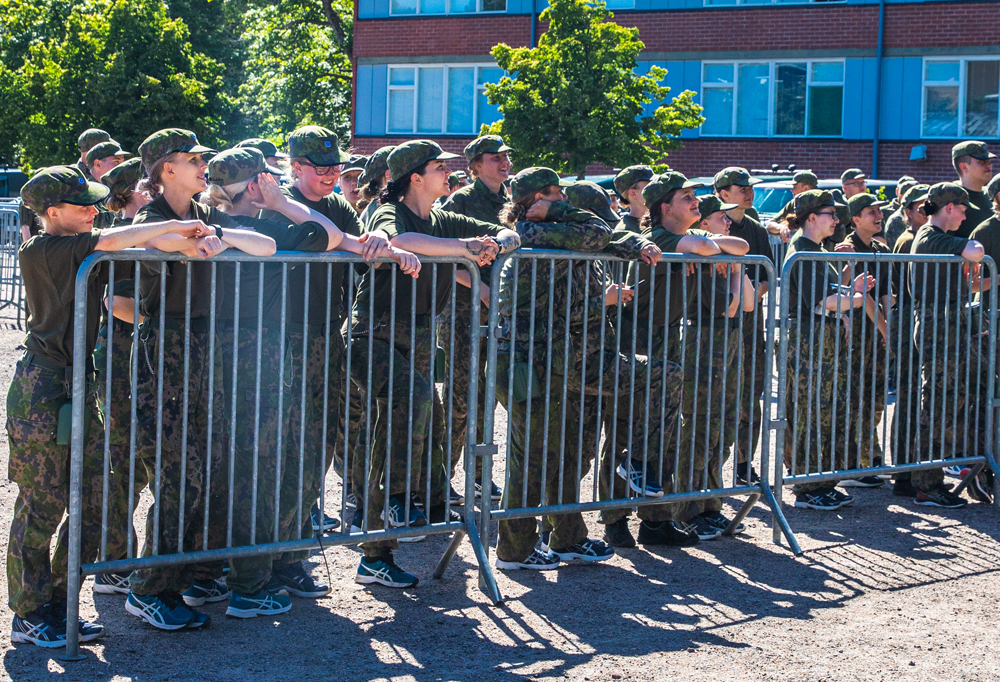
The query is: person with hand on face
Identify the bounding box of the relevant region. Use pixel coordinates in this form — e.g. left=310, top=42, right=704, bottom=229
left=356, top=146, right=396, bottom=225
left=952, top=141, right=996, bottom=239
left=339, top=155, right=368, bottom=212
left=9, top=165, right=214, bottom=648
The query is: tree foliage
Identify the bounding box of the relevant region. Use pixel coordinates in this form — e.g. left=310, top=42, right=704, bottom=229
left=482, top=0, right=704, bottom=177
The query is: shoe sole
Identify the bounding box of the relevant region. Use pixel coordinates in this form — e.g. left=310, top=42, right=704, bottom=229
left=10, top=632, right=67, bottom=648
left=550, top=551, right=614, bottom=562
left=124, top=599, right=191, bottom=631
left=794, top=501, right=843, bottom=510
left=279, top=586, right=331, bottom=599
left=696, top=533, right=722, bottom=541
left=181, top=592, right=230, bottom=607
left=839, top=480, right=885, bottom=488
left=493, top=559, right=559, bottom=571
left=93, top=584, right=130, bottom=595
left=707, top=524, right=746, bottom=535
left=79, top=631, right=106, bottom=642
left=226, top=603, right=292, bottom=619
left=914, top=499, right=966, bottom=508
left=354, top=575, right=419, bottom=588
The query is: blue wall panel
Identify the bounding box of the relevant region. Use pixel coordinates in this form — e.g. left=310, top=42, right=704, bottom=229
left=843, top=58, right=878, bottom=140
left=878, top=57, right=904, bottom=140
left=355, top=64, right=388, bottom=136
left=899, top=56, right=923, bottom=140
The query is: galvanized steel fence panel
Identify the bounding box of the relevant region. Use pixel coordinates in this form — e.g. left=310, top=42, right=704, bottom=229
left=0, top=208, right=23, bottom=327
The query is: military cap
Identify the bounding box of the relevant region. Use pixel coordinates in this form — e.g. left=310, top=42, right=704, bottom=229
left=85, top=140, right=131, bottom=168
left=896, top=178, right=918, bottom=203
left=77, top=128, right=111, bottom=153
left=509, top=167, right=573, bottom=204
left=359, top=146, right=395, bottom=185
left=464, top=135, right=513, bottom=163
left=897, top=174, right=917, bottom=185
left=287, top=126, right=350, bottom=166
left=847, top=193, right=889, bottom=218
left=613, top=165, right=654, bottom=198
left=448, top=171, right=469, bottom=189
left=840, top=168, right=866, bottom=182
left=924, top=182, right=970, bottom=214
left=794, top=189, right=839, bottom=221
left=565, top=180, right=618, bottom=224
left=235, top=138, right=288, bottom=159
left=951, top=140, right=996, bottom=161
left=207, top=148, right=282, bottom=186
left=641, top=172, right=703, bottom=207
left=836, top=202, right=852, bottom=228
left=986, top=174, right=1000, bottom=202
left=100, top=157, right=143, bottom=194
left=388, top=140, right=460, bottom=181
left=698, top=195, right=739, bottom=220
left=792, top=170, right=818, bottom=188
left=900, top=183, right=930, bottom=208
left=20, top=165, right=110, bottom=214
left=139, top=128, right=215, bottom=170
left=713, top=166, right=761, bottom=190
left=342, top=155, right=368, bottom=174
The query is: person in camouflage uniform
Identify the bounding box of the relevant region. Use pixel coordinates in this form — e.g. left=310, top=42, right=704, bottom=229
left=767, top=170, right=818, bottom=236
left=234, top=137, right=289, bottom=169
left=85, top=140, right=132, bottom=183
left=613, top=165, right=654, bottom=235
left=356, top=145, right=396, bottom=225
left=9, top=165, right=209, bottom=647
left=883, top=176, right=919, bottom=249
left=952, top=141, right=996, bottom=239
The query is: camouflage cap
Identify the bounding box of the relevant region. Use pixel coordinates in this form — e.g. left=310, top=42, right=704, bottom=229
left=207, top=148, right=282, bottom=186
left=388, top=140, right=460, bottom=181
left=20, top=165, right=110, bottom=214
left=613, top=165, right=654, bottom=198
left=847, top=193, right=889, bottom=218
left=698, top=195, right=739, bottom=220
left=840, top=168, right=867, bottom=182
left=342, top=155, right=368, bottom=174
left=139, top=128, right=215, bottom=170
left=448, top=171, right=469, bottom=189
left=641, top=172, right=703, bottom=207
left=77, top=128, right=111, bottom=153
left=509, top=167, right=573, bottom=204
left=896, top=178, right=918, bottom=202
left=713, top=166, right=761, bottom=190
left=235, top=138, right=288, bottom=159
left=464, top=135, right=513, bottom=163
left=897, top=174, right=917, bottom=185
left=952, top=140, right=997, bottom=161
left=565, top=180, right=618, bottom=224
left=792, top=170, right=818, bottom=188
left=100, top=157, right=143, bottom=195
left=925, top=182, right=971, bottom=211
left=359, top=146, right=395, bottom=185
left=986, top=174, right=1000, bottom=201
left=287, top=126, right=350, bottom=166
left=794, top=189, right=839, bottom=221
left=836, top=203, right=852, bottom=228
left=85, top=140, right=131, bottom=168
left=900, top=183, right=929, bottom=207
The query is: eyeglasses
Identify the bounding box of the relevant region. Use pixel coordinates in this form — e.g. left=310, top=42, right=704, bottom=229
left=299, top=161, right=343, bottom=176
left=815, top=210, right=838, bottom=218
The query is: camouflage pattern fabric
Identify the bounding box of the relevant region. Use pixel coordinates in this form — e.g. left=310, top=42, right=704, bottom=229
left=20, top=165, right=109, bottom=214
left=463, top=135, right=513, bottom=162
left=613, top=165, right=654, bottom=199
left=207, top=147, right=282, bottom=186
left=85, top=141, right=131, bottom=168
left=138, top=128, right=214, bottom=170
left=841, top=308, right=887, bottom=471
left=387, top=140, right=460, bottom=182
left=889, top=307, right=921, bottom=468
left=508, top=167, right=573, bottom=204
left=727, top=307, right=767, bottom=469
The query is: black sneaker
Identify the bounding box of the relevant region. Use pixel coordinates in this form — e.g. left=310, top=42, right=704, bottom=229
left=270, top=562, right=331, bottom=598
left=915, top=486, right=967, bottom=508
left=829, top=488, right=854, bottom=506
left=549, top=538, right=615, bottom=563
left=350, top=508, right=364, bottom=534
left=475, top=478, right=503, bottom=501
left=840, top=476, right=885, bottom=488
left=700, top=510, right=745, bottom=535
left=636, top=520, right=699, bottom=547
left=602, top=518, right=636, bottom=548
left=735, top=461, right=761, bottom=485
left=961, top=468, right=994, bottom=504
left=892, top=478, right=918, bottom=497
left=427, top=504, right=463, bottom=524
left=49, top=598, right=105, bottom=643
left=495, top=548, right=559, bottom=571
left=93, top=571, right=131, bottom=595
left=794, top=488, right=842, bottom=510
left=616, top=458, right=664, bottom=497
left=10, top=606, right=66, bottom=648
left=539, top=530, right=551, bottom=553
left=680, top=516, right=721, bottom=541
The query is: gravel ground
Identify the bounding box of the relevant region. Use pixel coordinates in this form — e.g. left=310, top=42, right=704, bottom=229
left=0, top=314, right=998, bottom=682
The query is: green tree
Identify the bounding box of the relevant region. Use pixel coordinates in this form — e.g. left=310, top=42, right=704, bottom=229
left=482, top=0, right=704, bottom=177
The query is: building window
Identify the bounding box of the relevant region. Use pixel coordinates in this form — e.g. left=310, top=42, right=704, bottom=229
left=922, top=57, right=1000, bottom=139
left=387, top=64, right=504, bottom=135
left=703, top=0, right=845, bottom=5
left=389, top=0, right=504, bottom=15
left=700, top=60, right=844, bottom=137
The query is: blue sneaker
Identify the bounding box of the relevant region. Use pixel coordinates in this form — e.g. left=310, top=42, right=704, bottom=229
left=50, top=597, right=105, bottom=643
left=269, top=563, right=330, bottom=598
left=311, top=504, right=340, bottom=532
left=617, top=459, right=664, bottom=497
left=181, top=578, right=230, bottom=606
left=355, top=555, right=418, bottom=588
left=380, top=496, right=427, bottom=542
left=225, top=589, right=292, bottom=619
left=10, top=606, right=67, bottom=648
left=125, top=591, right=195, bottom=631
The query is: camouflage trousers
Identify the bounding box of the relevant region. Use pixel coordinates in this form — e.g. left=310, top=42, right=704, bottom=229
left=842, top=311, right=887, bottom=471
left=730, top=309, right=767, bottom=466
left=889, top=308, right=920, bottom=477
left=6, top=360, right=106, bottom=616
left=129, top=323, right=224, bottom=596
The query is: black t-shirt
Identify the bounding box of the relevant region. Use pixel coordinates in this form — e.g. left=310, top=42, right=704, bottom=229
left=846, top=232, right=891, bottom=301
left=908, top=223, right=969, bottom=307
left=891, top=227, right=916, bottom=305
left=728, top=212, right=772, bottom=284
left=616, top=214, right=642, bottom=235
left=955, top=188, right=994, bottom=239
left=970, top=215, right=1000, bottom=279
left=785, top=233, right=839, bottom=319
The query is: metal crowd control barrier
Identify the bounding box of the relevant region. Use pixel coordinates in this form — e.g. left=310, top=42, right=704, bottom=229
left=475, top=249, right=797, bottom=603
left=768, top=233, right=789, bottom=280
left=0, top=207, right=24, bottom=327
left=773, top=252, right=1000, bottom=549
left=64, top=250, right=487, bottom=659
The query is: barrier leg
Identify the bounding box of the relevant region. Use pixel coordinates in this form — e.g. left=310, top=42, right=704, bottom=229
left=950, top=462, right=985, bottom=497
left=762, top=483, right=802, bottom=555
left=432, top=525, right=467, bottom=579
left=467, top=512, right=502, bottom=605
left=723, top=493, right=759, bottom=536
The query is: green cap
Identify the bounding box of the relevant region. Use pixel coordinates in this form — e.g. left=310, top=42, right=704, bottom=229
left=343, top=155, right=368, bottom=174
left=100, top=157, right=143, bottom=195
left=85, top=140, right=131, bottom=168
left=794, top=189, right=838, bottom=221
left=565, top=180, right=618, bottom=224
left=287, top=126, right=350, bottom=166
left=448, top=171, right=468, bottom=189
left=208, top=148, right=282, bottom=186
left=613, top=165, right=654, bottom=198
left=359, top=146, right=395, bottom=185
left=896, top=178, right=918, bottom=202
left=897, top=174, right=916, bottom=185
left=20, top=165, right=110, bottom=214
left=77, top=128, right=111, bottom=153
left=900, top=183, right=929, bottom=207
left=952, top=140, right=997, bottom=161
left=847, top=193, right=889, bottom=218
left=840, top=168, right=866, bottom=182
left=792, top=170, right=818, bottom=188
left=986, top=174, right=1000, bottom=202
left=698, top=195, right=739, bottom=220
left=139, top=128, right=215, bottom=170
left=464, top=135, right=513, bottom=163
left=836, top=203, right=851, bottom=228
left=509, top=167, right=573, bottom=204
left=235, top=138, right=288, bottom=160
left=925, top=182, right=971, bottom=213
left=713, top=166, right=761, bottom=190
left=388, top=140, right=460, bottom=181
left=641, top=172, right=703, bottom=207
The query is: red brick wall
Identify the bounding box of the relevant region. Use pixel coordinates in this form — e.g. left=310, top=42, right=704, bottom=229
left=353, top=15, right=532, bottom=58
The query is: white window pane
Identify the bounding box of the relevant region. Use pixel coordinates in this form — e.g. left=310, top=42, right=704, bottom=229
left=737, top=63, right=769, bottom=135
left=704, top=63, right=734, bottom=85
left=925, top=61, right=959, bottom=83
left=417, top=68, right=444, bottom=133
left=775, top=63, right=806, bottom=135
left=391, top=0, right=417, bottom=13
left=811, top=62, right=843, bottom=83
left=421, top=0, right=445, bottom=12
left=447, top=68, right=474, bottom=133
left=477, top=90, right=501, bottom=131
left=478, top=68, right=504, bottom=86
left=924, top=85, right=959, bottom=136
left=388, top=90, right=414, bottom=133
left=965, top=60, right=999, bottom=138
left=451, top=0, right=476, bottom=11
left=390, top=68, right=415, bottom=86
left=702, top=88, right=733, bottom=135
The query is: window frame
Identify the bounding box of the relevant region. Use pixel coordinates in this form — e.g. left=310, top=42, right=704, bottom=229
left=921, top=56, right=1000, bottom=140
left=702, top=0, right=846, bottom=6
left=388, top=0, right=505, bottom=17
left=386, top=63, right=503, bottom=136
left=699, top=58, right=846, bottom=139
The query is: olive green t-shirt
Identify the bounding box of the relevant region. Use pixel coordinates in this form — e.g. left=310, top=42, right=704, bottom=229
left=955, top=188, right=993, bottom=239
left=785, top=233, right=840, bottom=319
left=615, top=214, right=642, bottom=236
left=970, top=215, right=1000, bottom=280
left=439, top=178, right=507, bottom=286
left=908, top=223, right=969, bottom=306
left=728, top=212, right=772, bottom=284
left=891, top=227, right=916, bottom=306
left=845, top=231, right=891, bottom=301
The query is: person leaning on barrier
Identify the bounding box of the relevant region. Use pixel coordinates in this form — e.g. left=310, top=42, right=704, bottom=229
left=968, top=174, right=1000, bottom=272
left=783, top=189, right=874, bottom=512
left=952, top=141, right=996, bottom=239
left=350, top=139, right=517, bottom=588
left=768, top=170, right=817, bottom=239
left=356, top=145, right=395, bottom=225
left=908, top=182, right=993, bottom=507
left=8, top=165, right=212, bottom=648
left=613, top=165, right=655, bottom=235
left=437, top=134, right=515, bottom=504
left=884, top=176, right=920, bottom=250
